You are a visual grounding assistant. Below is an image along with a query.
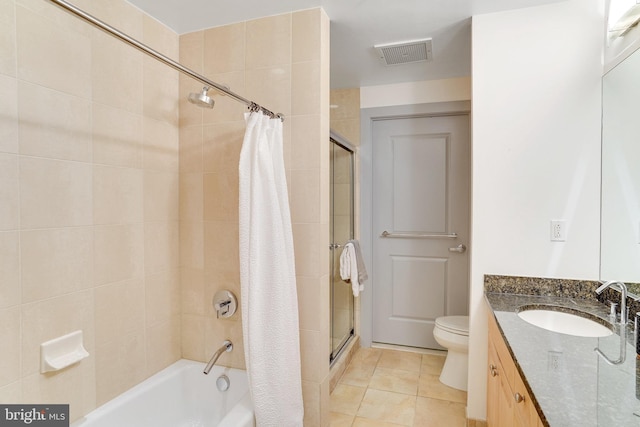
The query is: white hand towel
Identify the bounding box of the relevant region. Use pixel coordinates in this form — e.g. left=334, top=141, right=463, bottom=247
left=340, top=242, right=363, bottom=297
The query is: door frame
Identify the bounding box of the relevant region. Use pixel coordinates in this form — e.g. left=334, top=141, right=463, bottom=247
left=359, top=101, right=471, bottom=347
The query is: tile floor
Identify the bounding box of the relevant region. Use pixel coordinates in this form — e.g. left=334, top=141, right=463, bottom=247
left=330, top=347, right=467, bottom=427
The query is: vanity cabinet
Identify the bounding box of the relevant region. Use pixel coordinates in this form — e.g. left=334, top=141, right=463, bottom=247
left=487, top=313, right=543, bottom=427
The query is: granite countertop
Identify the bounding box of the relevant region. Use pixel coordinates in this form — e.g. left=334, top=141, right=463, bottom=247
left=484, top=275, right=640, bottom=427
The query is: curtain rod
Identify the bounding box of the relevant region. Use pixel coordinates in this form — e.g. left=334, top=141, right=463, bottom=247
left=47, top=0, right=284, bottom=121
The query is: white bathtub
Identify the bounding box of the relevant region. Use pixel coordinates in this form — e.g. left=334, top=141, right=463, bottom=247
left=72, top=359, right=254, bottom=427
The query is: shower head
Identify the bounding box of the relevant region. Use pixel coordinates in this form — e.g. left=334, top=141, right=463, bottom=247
left=188, top=86, right=214, bottom=109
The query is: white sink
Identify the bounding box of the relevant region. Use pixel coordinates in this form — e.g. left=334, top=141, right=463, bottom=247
left=517, top=308, right=612, bottom=338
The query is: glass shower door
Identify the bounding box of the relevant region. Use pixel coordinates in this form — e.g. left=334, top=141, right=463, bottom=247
left=330, top=136, right=354, bottom=363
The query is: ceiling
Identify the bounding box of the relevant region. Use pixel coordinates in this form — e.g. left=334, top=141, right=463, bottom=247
left=127, top=0, right=565, bottom=89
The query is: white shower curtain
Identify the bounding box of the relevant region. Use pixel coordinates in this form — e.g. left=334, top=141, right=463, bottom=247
left=238, top=111, right=304, bottom=427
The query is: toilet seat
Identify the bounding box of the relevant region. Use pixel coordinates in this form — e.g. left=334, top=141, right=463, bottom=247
left=435, top=316, right=469, bottom=336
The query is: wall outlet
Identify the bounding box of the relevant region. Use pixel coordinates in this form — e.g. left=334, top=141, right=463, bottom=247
left=550, top=220, right=566, bottom=241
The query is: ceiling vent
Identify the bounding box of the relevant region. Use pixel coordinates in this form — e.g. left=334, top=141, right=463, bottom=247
left=374, top=38, right=433, bottom=66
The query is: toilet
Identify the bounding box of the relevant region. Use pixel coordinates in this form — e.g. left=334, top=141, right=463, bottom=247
left=433, top=315, right=469, bottom=391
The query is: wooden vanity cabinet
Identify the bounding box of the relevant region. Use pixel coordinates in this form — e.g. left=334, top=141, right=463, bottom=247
left=487, top=313, right=544, bottom=427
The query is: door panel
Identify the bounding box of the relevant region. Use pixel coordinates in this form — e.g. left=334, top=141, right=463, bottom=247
left=372, top=114, right=469, bottom=349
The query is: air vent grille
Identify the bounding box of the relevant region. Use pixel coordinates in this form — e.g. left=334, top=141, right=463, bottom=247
left=374, top=39, right=433, bottom=66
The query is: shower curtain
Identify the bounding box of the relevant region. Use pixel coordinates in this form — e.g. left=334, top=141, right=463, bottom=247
left=238, top=111, right=304, bottom=426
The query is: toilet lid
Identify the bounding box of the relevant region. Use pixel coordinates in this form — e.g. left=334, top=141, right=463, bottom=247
left=435, top=316, right=469, bottom=336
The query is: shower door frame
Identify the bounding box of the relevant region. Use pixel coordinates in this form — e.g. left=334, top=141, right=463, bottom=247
left=329, top=132, right=356, bottom=365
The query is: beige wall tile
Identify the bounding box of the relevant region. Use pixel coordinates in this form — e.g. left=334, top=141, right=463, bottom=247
left=0, top=381, right=21, bottom=403
left=202, top=120, right=245, bottom=173
left=21, top=227, right=93, bottom=303
left=0, top=307, right=20, bottom=387
left=181, top=267, right=205, bottom=315
left=143, top=14, right=178, bottom=60
left=181, top=313, right=205, bottom=362
left=246, top=14, right=291, bottom=69
left=179, top=30, right=203, bottom=73
left=18, top=81, right=91, bottom=162
left=203, top=171, right=238, bottom=221
left=92, top=33, right=143, bottom=114
left=145, top=315, right=181, bottom=376
left=330, top=89, right=361, bottom=121
left=92, top=102, right=143, bottom=168
left=20, top=157, right=92, bottom=229
left=204, top=220, right=239, bottom=275
left=292, top=115, right=321, bottom=170
left=143, top=58, right=179, bottom=126
left=297, top=276, right=322, bottom=331
left=143, top=116, right=179, bottom=171
left=21, top=290, right=94, bottom=376
left=144, top=221, right=179, bottom=275
left=93, top=224, right=144, bottom=286
left=179, top=124, right=203, bottom=172
left=16, top=6, right=91, bottom=98
left=300, top=328, right=326, bottom=383
left=0, top=153, right=18, bottom=230
left=0, top=75, right=18, bottom=154
left=0, top=0, right=16, bottom=77
left=94, top=278, right=144, bottom=346
left=292, top=61, right=321, bottom=116
left=204, top=22, right=245, bottom=75
left=293, top=9, right=321, bottom=63
left=303, top=380, right=321, bottom=427
left=245, top=65, right=291, bottom=117
left=145, top=270, right=180, bottom=327
left=292, top=223, right=321, bottom=277
left=0, top=232, right=19, bottom=308
left=95, top=331, right=146, bottom=406
left=144, top=171, right=179, bottom=222
left=75, top=0, right=142, bottom=40
left=180, top=221, right=204, bottom=269
left=22, top=357, right=96, bottom=423
left=93, top=165, right=143, bottom=225
left=290, top=169, right=321, bottom=223
left=179, top=172, right=203, bottom=222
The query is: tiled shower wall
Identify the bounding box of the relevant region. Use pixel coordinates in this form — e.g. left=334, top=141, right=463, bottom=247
left=0, top=0, right=330, bottom=425
left=178, top=8, right=331, bottom=427
left=0, top=0, right=180, bottom=421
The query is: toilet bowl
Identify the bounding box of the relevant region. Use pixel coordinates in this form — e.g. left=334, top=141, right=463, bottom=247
left=433, top=315, right=469, bottom=391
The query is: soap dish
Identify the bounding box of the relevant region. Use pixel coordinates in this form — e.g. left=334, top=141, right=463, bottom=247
left=40, top=330, right=89, bottom=373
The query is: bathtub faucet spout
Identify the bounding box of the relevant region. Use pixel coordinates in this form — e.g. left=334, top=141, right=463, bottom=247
left=203, top=340, right=233, bottom=375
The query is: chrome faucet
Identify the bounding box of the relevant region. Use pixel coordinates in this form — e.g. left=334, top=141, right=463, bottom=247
left=203, top=340, right=233, bottom=375
left=596, top=280, right=629, bottom=325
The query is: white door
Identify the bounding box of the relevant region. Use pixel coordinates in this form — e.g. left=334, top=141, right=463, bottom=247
left=372, top=114, right=470, bottom=349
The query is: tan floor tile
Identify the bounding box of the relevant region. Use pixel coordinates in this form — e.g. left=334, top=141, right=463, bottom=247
left=340, top=362, right=376, bottom=388
left=369, top=367, right=419, bottom=395
left=418, top=373, right=467, bottom=403
left=352, top=347, right=382, bottom=366
left=331, top=383, right=367, bottom=416
left=413, top=396, right=466, bottom=427
left=377, top=349, right=422, bottom=373
left=420, top=354, right=445, bottom=375
left=331, top=411, right=354, bottom=427
left=357, top=388, right=416, bottom=426
left=353, top=418, right=406, bottom=426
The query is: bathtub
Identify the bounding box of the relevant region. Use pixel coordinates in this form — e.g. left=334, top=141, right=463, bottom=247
left=72, top=359, right=254, bottom=427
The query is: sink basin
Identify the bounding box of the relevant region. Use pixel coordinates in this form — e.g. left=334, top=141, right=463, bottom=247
left=517, top=308, right=612, bottom=337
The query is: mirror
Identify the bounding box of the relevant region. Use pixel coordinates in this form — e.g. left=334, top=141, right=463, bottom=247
left=601, top=45, right=640, bottom=296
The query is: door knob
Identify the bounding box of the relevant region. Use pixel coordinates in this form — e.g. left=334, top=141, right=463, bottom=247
left=448, top=244, right=467, bottom=253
